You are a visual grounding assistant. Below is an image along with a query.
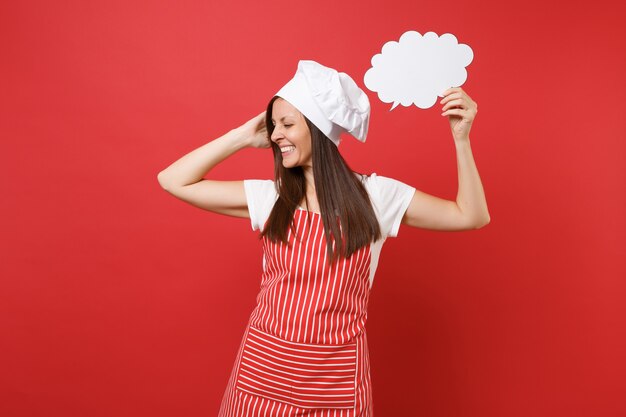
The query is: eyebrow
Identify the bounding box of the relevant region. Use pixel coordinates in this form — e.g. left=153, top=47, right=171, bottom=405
left=271, top=116, right=294, bottom=123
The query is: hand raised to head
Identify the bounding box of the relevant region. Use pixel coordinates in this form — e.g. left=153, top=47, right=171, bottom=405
left=236, top=111, right=271, bottom=149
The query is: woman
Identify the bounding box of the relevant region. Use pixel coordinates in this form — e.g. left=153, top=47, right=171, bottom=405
left=158, top=60, right=489, bottom=416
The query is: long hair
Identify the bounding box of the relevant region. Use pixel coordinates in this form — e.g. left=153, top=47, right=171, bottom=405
left=261, top=96, right=381, bottom=264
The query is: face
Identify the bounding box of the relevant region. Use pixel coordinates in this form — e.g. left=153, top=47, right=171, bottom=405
left=270, top=98, right=313, bottom=169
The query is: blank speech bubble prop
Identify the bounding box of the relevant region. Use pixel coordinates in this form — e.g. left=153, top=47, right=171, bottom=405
left=364, top=31, right=473, bottom=110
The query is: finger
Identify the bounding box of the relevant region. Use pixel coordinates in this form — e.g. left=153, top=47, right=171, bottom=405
left=442, top=98, right=466, bottom=111
left=442, top=87, right=463, bottom=96
left=440, top=92, right=463, bottom=105
left=441, top=108, right=467, bottom=117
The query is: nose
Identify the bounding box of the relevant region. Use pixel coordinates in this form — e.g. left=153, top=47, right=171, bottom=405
left=270, top=126, right=284, bottom=143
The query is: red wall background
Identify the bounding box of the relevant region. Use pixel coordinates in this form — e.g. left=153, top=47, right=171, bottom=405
left=1, top=1, right=624, bottom=416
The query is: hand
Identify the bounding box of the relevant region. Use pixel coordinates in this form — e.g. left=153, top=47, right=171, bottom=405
left=236, top=111, right=271, bottom=149
left=440, top=88, right=478, bottom=142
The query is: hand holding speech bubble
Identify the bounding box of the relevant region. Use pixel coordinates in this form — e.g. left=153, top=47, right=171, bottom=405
left=364, top=31, right=473, bottom=110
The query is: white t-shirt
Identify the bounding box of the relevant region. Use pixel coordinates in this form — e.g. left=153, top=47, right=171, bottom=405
left=243, top=173, right=416, bottom=287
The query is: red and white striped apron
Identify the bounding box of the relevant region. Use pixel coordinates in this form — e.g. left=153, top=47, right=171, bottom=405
left=218, top=209, right=374, bottom=417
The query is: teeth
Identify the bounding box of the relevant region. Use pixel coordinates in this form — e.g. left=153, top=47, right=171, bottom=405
left=281, top=146, right=295, bottom=153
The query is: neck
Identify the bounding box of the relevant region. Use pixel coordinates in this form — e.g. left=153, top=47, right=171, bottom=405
left=303, top=166, right=315, bottom=192
left=301, top=166, right=319, bottom=212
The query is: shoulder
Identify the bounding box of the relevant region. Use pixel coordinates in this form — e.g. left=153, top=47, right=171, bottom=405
left=359, top=172, right=413, bottom=194
left=358, top=172, right=416, bottom=238
left=243, top=179, right=278, bottom=232
left=243, top=179, right=278, bottom=205
left=243, top=179, right=276, bottom=195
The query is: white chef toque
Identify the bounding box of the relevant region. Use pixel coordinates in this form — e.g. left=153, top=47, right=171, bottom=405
left=275, top=60, right=371, bottom=147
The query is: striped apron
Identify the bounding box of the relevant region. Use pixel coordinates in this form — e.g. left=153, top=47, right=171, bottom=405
left=218, top=209, right=374, bottom=417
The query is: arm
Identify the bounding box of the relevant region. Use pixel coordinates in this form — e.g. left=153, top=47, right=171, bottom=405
left=157, top=111, right=270, bottom=218
left=402, top=88, right=490, bottom=231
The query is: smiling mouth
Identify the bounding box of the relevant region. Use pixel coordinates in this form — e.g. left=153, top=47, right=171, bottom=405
left=280, top=146, right=295, bottom=154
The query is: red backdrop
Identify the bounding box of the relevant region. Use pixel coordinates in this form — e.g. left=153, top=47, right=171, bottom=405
left=1, top=1, right=625, bottom=416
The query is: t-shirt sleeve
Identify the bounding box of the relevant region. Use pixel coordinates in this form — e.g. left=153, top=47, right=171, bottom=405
left=364, top=173, right=416, bottom=238
left=243, top=179, right=278, bottom=231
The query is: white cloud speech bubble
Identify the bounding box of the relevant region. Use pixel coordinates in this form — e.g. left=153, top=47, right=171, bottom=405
left=364, top=31, right=473, bottom=110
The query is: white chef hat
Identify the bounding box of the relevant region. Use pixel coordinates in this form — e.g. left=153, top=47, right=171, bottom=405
left=275, top=60, right=371, bottom=146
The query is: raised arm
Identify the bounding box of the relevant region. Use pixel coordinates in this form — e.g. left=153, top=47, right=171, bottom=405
left=402, top=88, right=491, bottom=231
left=157, top=111, right=270, bottom=218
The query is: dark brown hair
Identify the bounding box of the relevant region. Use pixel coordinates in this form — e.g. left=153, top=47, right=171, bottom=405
left=261, top=96, right=381, bottom=264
